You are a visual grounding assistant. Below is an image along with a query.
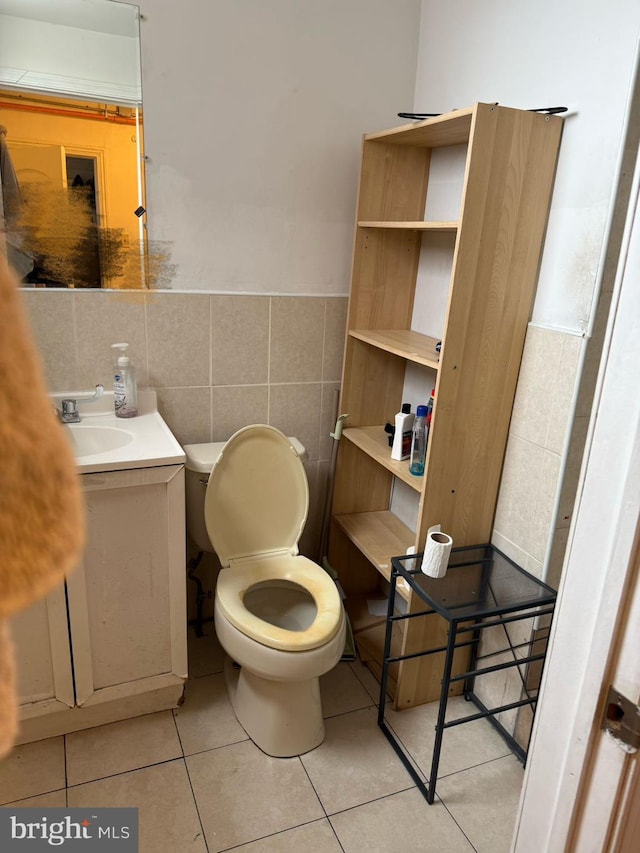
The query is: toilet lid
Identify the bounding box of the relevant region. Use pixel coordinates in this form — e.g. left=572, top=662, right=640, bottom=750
left=204, top=424, right=309, bottom=567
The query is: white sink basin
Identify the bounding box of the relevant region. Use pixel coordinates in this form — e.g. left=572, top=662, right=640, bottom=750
left=52, top=390, right=185, bottom=474
left=68, top=424, right=135, bottom=456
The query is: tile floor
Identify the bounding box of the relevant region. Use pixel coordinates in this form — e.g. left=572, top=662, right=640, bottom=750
left=0, top=627, right=524, bottom=852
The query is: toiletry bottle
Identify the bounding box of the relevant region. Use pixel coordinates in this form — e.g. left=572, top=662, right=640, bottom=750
left=391, top=403, right=414, bottom=461
left=111, top=343, right=138, bottom=418
left=409, top=404, right=428, bottom=476
left=425, top=388, right=435, bottom=438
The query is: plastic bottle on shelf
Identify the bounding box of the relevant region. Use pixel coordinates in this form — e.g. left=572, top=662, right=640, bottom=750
left=391, top=403, right=414, bottom=461
left=409, top=404, right=428, bottom=476
left=425, top=388, right=435, bottom=433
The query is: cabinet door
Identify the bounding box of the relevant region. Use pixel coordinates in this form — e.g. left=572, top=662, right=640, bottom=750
left=67, top=465, right=187, bottom=708
left=11, top=584, right=75, bottom=720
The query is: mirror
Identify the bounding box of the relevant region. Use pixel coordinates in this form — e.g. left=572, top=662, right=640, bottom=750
left=0, top=0, right=162, bottom=288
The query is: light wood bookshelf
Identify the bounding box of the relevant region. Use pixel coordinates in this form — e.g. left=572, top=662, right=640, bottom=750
left=329, top=103, right=563, bottom=710
left=357, top=221, right=458, bottom=231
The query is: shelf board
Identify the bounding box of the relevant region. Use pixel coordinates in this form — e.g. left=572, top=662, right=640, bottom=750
left=344, top=426, right=422, bottom=491
left=357, top=220, right=458, bottom=231
left=333, top=510, right=414, bottom=598
left=365, top=105, right=474, bottom=148
left=348, top=329, right=441, bottom=369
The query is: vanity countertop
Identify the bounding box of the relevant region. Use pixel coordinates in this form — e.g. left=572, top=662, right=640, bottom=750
left=51, top=390, right=185, bottom=474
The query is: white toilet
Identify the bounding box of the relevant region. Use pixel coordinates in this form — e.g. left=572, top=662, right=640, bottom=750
left=183, top=424, right=346, bottom=757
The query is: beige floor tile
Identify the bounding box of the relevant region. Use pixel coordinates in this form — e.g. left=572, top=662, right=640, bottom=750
left=300, top=707, right=412, bottom=815
left=320, top=661, right=374, bottom=718
left=65, top=711, right=182, bottom=786
left=4, top=789, right=67, bottom=808
left=0, top=737, right=65, bottom=804
left=187, top=625, right=226, bottom=678
left=348, top=658, right=387, bottom=705
left=436, top=755, right=524, bottom=853
left=385, top=695, right=512, bottom=780
left=232, top=819, right=342, bottom=851
left=186, top=739, right=324, bottom=851
left=174, top=672, right=247, bottom=755
left=330, top=787, right=475, bottom=852
left=68, top=759, right=206, bottom=853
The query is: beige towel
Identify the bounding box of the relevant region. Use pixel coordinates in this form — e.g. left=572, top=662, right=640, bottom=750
left=0, top=255, right=85, bottom=757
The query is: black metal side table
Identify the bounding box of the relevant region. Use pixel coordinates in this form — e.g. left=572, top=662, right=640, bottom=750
left=378, top=544, right=557, bottom=804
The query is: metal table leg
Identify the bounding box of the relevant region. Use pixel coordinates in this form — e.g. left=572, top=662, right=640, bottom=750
left=426, top=618, right=458, bottom=802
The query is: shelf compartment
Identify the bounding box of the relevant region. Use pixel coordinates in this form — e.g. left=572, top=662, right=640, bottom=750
left=333, top=510, right=414, bottom=594
left=348, top=329, right=441, bottom=369
left=357, top=220, right=458, bottom=231
left=346, top=594, right=405, bottom=700
left=344, top=426, right=422, bottom=491
left=365, top=105, right=474, bottom=148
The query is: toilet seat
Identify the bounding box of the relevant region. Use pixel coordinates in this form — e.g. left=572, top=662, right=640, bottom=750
left=205, top=424, right=342, bottom=652
left=216, top=555, right=342, bottom=651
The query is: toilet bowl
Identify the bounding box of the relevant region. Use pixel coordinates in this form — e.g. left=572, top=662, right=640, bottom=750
left=184, top=425, right=345, bottom=757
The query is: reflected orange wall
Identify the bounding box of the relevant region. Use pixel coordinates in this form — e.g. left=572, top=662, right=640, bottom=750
left=0, top=98, right=141, bottom=253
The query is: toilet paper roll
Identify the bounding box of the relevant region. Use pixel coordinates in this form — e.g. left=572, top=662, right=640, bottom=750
left=420, top=524, right=453, bottom=578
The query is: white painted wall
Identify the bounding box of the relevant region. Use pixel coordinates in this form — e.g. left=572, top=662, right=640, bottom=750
left=1, top=0, right=422, bottom=293
left=412, top=0, right=640, bottom=583
left=137, top=0, right=422, bottom=293
left=416, top=0, right=640, bottom=332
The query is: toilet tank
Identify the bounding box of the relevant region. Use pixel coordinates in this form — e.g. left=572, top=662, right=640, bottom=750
left=184, top=441, right=225, bottom=553
left=183, top=436, right=307, bottom=554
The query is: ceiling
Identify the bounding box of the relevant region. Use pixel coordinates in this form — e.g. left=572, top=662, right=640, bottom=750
left=0, top=0, right=138, bottom=37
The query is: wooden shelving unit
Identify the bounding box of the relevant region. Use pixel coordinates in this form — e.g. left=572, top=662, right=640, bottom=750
left=328, top=103, right=563, bottom=710
left=357, top=221, right=458, bottom=231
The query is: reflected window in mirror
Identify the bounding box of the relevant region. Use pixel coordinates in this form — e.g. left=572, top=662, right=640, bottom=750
left=1, top=89, right=145, bottom=288
left=0, top=0, right=169, bottom=289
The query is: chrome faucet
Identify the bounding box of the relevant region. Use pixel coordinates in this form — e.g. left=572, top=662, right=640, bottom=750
left=57, top=385, right=105, bottom=423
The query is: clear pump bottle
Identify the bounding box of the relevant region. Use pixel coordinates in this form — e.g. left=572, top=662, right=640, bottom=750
left=111, top=342, right=138, bottom=418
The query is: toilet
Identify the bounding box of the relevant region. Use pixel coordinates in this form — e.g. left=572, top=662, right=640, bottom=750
left=183, top=425, right=346, bottom=757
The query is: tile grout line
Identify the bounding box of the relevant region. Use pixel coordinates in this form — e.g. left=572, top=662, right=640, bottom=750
left=215, top=816, right=341, bottom=852
left=180, top=749, right=210, bottom=853
left=436, top=751, right=520, bottom=781
left=64, top=755, right=186, bottom=791
left=436, top=793, right=479, bottom=853
left=345, top=661, right=384, bottom=705
left=325, top=783, right=418, bottom=821
left=296, top=756, right=347, bottom=853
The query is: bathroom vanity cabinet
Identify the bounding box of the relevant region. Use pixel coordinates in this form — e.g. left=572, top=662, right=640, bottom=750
left=12, top=464, right=187, bottom=743
left=328, top=103, right=563, bottom=709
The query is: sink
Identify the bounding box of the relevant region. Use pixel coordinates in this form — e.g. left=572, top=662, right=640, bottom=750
left=51, top=390, right=185, bottom=473
left=68, top=424, right=134, bottom=456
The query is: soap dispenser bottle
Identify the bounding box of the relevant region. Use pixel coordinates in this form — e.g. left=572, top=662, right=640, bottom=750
left=111, top=343, right=138, bottom=418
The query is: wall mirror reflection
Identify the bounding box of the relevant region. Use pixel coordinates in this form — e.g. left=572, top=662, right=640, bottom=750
left=0, top=0, right=151, bottom=289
